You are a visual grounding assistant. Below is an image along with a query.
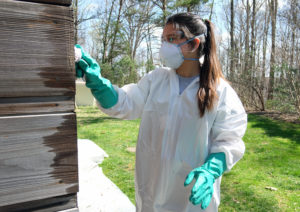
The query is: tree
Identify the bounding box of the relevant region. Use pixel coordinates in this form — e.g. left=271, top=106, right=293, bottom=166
left=76, top=0, right=300, bottom=115
left=107, top=0, right=124, bottom=65
left=175, top=0, right=209, bottom=12
left=267, top=0, right=278, bottom=100
left=208, top=0, right=215, bottom=20
left=123, top=0, right=155, bottom=61
left=262, top=1, right=270, bottom=92
left=101, top=0, right=116, bottom=63
left=229, top=0, right=235, bottom=81
left=152, top=0, right=171, bottom=25
left=73, top=0, right=100, bottom=44
left=244, top=0, right=250, bottom=78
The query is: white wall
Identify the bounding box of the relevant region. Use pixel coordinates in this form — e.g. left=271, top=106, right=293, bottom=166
left=75, top=80, right=96, bottom=106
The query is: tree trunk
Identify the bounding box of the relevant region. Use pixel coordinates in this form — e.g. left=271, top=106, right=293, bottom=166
left=73, top=0, right=78, bottom=44
left=230, top=0, right=235, bottom=80
left=108, top=0, right=123, bottom=65
left=209, top=0, right=214, bottom=20
left=162, top=0, right=167, bottom=25
left=146, top=24, right=153, bottom=73
left=250, top=0, right=256, bottom=105
left=268, top=0, right=278, bottom=100
left=250, top=0, right=256, bottom=72
left=290, top=0, right=297, bottom=68
left=244, top=0, right=250, bottom=77
left=102, top=0, right=115, bottom=63
left=262, top=2, right=270, bottom=83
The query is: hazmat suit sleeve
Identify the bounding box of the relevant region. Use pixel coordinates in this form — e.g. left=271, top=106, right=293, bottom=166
left=96, top=70, right=154, bottom=120
left=210, top=80, right=247, bottom=171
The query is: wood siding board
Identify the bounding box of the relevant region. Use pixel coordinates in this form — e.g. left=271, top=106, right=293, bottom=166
left=0, top=69, right=76, bottom=98
left=17, top=0, right=72, bottom=6
left=0, top=102, right=75, bottom=115
left=0, top=0, right=75, bottom=99
left=0, top=0, right=78, bottom=210
left=0, top=194, right=77, bottom=212
left=0, top=113, right=78, bottom=207
left=0, top=96, right=75, bottom=115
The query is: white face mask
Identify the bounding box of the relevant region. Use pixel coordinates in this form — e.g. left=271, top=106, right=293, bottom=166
left=159, top=35, right=203, bottom=69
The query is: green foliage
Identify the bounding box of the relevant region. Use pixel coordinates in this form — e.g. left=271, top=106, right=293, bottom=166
left=113, top=55, right=138, bottom=86
left=266, top=99, right=296, bottom=114
left=100, top=62, right=114, bottom=80
left=99, top=55, right=138, bottom=87
left=175, top=0, right=209, bottom=11
left=266, top=64, right=300, bottom=115
left=145, top=59, right=155, bottom=73
left=77, top=107, right=300, bottom=210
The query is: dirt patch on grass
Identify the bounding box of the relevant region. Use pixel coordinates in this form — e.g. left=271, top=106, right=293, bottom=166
left=126, top=147, right=136, bottom=153
left=247, top=110, right=300, bottom=124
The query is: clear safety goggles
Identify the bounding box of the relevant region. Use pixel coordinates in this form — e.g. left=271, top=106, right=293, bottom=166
left=161, top=31, right=185, bottom=44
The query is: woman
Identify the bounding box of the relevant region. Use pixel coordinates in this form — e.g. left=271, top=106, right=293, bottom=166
left=75, top=13, right=247, bottom=212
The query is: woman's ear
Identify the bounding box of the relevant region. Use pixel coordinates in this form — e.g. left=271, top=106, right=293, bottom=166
left=191, top=38, right=200, bottom=52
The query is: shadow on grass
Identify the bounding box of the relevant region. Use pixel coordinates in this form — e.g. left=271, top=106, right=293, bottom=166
left=248, top=114, right=300, bottom=144
left=77, top=116, right=122, bottom=125
left=76, top=110, right=102, bottom=114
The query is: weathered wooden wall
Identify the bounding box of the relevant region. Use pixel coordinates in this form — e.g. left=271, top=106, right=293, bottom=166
left=0, top=0, right=78, bottom=211
left=18, top=0, right=72, bottom=6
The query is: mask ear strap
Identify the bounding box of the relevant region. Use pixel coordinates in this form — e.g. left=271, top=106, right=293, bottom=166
left=184, top=58, right=199, bottom=61
left=177, top=33, right=205, bottom=47
left=177, top=37, right=196, bottom=47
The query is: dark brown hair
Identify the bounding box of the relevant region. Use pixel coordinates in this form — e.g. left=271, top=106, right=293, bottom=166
left=166, top=13, right=224, bottom=117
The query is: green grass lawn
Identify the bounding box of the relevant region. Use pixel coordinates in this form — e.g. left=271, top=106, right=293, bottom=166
left=76, top=106, right=300, bottom=211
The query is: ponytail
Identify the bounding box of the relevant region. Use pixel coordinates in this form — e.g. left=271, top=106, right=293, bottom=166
left=165, top=13, right=224, bottom=117
left=198, top=20, right=224, bottom=117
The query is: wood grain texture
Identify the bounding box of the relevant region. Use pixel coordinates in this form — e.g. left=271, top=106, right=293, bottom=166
left=0, top=113, right=78, bottom=207
left=0, top=1, right=78, bottom=210
left=0, top=0, right=75, bottom=98
left=0, top=194, right=77, bottom=212
left=0, top=96, right=75, bottom=115
left=18, top=0, right=72, bottom=6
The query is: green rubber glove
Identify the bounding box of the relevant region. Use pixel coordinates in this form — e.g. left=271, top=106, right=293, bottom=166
left=75, top=44, right=118, bottom=109
left=184, top=152, right=227, bottom=209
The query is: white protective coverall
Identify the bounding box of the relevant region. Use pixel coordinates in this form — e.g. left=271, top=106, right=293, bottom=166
left=98, top=67, right=247, bottom=212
